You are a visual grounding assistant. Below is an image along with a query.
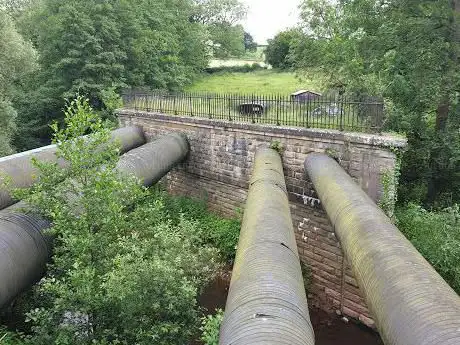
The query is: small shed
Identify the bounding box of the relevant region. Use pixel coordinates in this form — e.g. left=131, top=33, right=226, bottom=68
left=291, top=90, right=322, bottom=102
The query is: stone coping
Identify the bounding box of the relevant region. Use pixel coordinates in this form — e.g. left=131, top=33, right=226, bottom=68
left=117, top=109, right=407, bottom=149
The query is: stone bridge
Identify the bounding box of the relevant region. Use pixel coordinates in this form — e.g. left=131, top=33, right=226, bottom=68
left=117, top=109, right=406, bottom=327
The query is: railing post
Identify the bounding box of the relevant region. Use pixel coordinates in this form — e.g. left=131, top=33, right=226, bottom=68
left=228, top=96, right=232, bottom=121
left=276, top=94, right=280, bottom=126
left=208, top=94, right=212, bottom=119
left=189, top=93, right=193, bottom=117
left=339, top=94, right=344, bottom=131
left=173, top=93, right=178, bottom=115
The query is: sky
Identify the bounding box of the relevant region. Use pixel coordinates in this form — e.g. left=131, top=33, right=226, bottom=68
left=240, top=0, right=301, bottom=45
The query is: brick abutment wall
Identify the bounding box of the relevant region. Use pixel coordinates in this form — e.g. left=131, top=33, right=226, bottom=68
left=118, top=110, right=406, bottom=328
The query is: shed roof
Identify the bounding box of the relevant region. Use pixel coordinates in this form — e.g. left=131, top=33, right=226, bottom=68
left=291, top=90, right=322, bottom=96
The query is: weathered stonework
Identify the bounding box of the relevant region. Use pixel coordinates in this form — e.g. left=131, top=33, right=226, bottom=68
left=117, top=110, right=406, bottom=328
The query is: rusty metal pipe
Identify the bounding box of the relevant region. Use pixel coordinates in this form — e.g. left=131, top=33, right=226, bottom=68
left=0, top=126, right=146, bottom=210
left=304, top=153, right=460, bottom=345
left=220, top=148, right=315, bottom=345
left=0, top=133, right=189, bottom=308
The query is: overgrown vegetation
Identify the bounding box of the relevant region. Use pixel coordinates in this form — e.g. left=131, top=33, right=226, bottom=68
left=396, top=204, right=460, bottom=294
left=2, top=97, right=240, bottom=344
left=0, top=0, right=255, bottom=153
left=271, top=0, right=460, bottom=209
left=199, top=309, right=224, bottom=345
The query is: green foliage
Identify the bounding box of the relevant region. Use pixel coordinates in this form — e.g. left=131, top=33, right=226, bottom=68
left=99, top=87, right=123, bottom=123
left=192, top=0, right=247, bottom=26
left=265, top=29, right=304, bottom=69
left=396, top=204, right=460, bottom=294
left=161, top=194, right=241, bottom=262
left=295, top=0, right=460, bottom=206
left=269, top=140, right=284, bottom=154
left=12, top=96, right=222, bottom=344
left=0, top=327, right=28, bottom=345
left=244, top=31, right=257, bottom=52
left=12, top=0, right=211, bottom=150
left=200, top=309, right=224, bottom=345
left=379, top=154, right=402, bottom=219
left=208, top=23, right=245, bottom=58
left=0, top=9, right=37, bottom=156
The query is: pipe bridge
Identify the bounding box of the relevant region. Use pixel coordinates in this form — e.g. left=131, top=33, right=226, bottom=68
left=0, top=126, right=459, bottom=345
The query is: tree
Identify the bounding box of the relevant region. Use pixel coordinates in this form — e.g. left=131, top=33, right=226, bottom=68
left=208, top=23, right=245, bottom=58
left=265, top=29, right=304, bottom=69
left=296, top=0, right=460, bottom=206
left=244, top=31, right=258, bottom=52
left=12, top=0, right=210, bottom=150
left=0, top=9, right=37, bottom=156
left=14, top=97, right=220, bottom=344
left=0, top=0, right=35, bottom=17
left=193, top=0, right=247, bottom=25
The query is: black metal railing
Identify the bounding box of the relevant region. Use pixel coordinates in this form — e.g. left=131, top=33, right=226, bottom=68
left=121, top=90, right=384, bottom=133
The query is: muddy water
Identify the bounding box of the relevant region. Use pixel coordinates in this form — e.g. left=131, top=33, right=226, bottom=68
left=199, top=272, right=383, bottom=345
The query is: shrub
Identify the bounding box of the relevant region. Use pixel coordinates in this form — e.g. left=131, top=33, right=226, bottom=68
left=396, top=203, right=460, bottom=294
left=12, top=96, right=221, bottom=344
left=200, top=309, right=224, bottom=345
left=0, top=327, right=28, bottom=345
left=160, top=193, right=241, bottom=262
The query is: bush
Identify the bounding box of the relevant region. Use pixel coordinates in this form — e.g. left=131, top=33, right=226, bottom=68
left=396, top=203, right=460, bottom=294
left=200, top=309, right=224, bottom=345
left=160, top=193, right=241, bottom=262
left=0, top=327, right=28, bottom=345
left=10, top=96, right=222, bottom=344
left=265, top=29, right=304, bottom=69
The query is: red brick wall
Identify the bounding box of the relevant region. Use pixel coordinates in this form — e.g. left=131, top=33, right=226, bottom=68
left=118, top=110, right=405, bottom=328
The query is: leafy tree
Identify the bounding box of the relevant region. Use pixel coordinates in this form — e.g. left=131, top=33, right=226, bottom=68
left=192, top=0, right=247, bottom=58
left=265, top=29, right=304, bottom=69
left=193, top=0, right=247, bottom=25
left=244, top=31, right=258, bottom=52
left=13, top=0, right=210, bottom=150
left=14, top=96, right=220, bottom=344
left=296, top=0, right=460, bottom=206
left=0, top=0, right=35, bottom=17
left=0, top=9, right=37, bottom=156
left=208, top=23, right=245, bottom=58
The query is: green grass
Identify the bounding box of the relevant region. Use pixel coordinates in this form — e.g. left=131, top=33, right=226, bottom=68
left=186, top=70, right=325, bottom=95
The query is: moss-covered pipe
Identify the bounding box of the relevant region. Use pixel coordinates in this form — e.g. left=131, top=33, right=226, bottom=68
left=304, top=153, right=460, bottom=345
left=0, top=133, right=189, bottom=309
left=0, top=126, right=146, bottom=210
left=220, top=148, right=315, bottom=345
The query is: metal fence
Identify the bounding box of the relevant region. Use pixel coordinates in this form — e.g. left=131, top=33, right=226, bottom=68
left=121, top=90, right=384, bottom=133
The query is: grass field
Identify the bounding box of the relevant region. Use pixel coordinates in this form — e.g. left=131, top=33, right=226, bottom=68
left=186, top=70, right=325, bottom=95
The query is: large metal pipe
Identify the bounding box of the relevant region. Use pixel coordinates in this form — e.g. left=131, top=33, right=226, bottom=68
left=0, top=133, right=189, bottom=308
left=220, top=148, right=315, bottom=345
left=304, top=153, right=460, bottom=345
left=0, top=126, right=146, bottom=210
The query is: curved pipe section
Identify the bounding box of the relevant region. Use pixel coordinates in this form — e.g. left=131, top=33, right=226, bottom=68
left=116, top=132, right=189, bottom=186
left=0, top=133, right=189, bottom=308
left=220, top=148, right=314, bottom=345
left=304, top=153, right=460, bottom=345
left=0, top=126, right=146, bottom=210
